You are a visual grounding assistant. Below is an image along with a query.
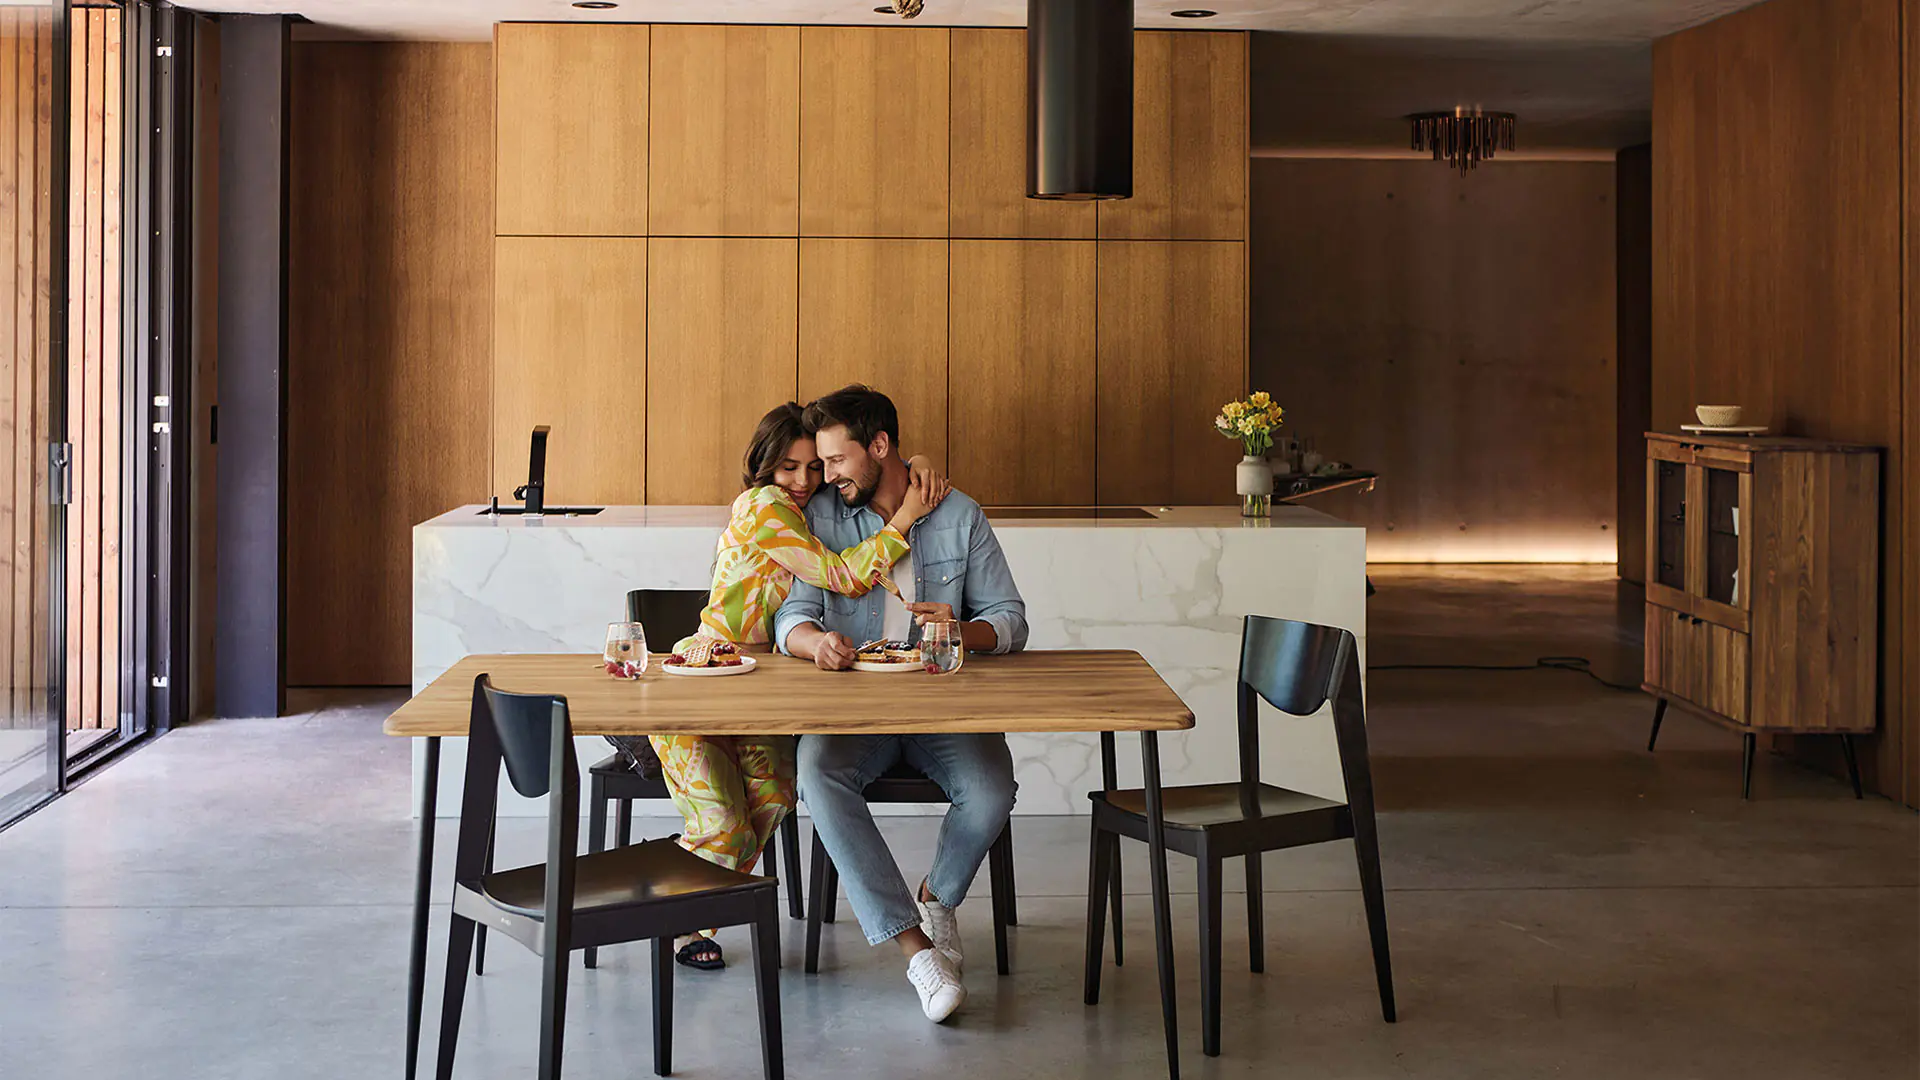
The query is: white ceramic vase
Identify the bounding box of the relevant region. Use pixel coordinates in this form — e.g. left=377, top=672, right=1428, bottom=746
left=1236, top=454, right=1273, bottom=518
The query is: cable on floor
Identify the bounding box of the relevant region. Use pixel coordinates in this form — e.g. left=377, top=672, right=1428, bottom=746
left=1370, top=655, right=1643, bottom=693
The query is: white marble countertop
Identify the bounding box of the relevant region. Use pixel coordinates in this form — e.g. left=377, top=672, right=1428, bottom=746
left=420, top=503, right=1359, bottom=531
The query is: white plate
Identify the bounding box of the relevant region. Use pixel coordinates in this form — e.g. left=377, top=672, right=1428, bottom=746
left=1680, top=424, right=1770, bottom=435
left=852, top=658, right=925, bottom=674
left=660, top=654, right=757, bottom=677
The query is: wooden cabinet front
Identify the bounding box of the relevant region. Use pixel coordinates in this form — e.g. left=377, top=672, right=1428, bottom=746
left=495, top=23, right=649, bottom=236
left=1645, top=604, right=1749, bottom=724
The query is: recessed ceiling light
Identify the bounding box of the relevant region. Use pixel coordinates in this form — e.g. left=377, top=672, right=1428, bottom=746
left=1170, top=9, right=1218, bottom=16
left=571, top=1, right=618, bottom=9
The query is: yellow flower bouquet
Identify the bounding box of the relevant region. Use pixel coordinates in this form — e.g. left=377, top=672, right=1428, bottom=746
left=1214, top=391, right=1285, bottom=457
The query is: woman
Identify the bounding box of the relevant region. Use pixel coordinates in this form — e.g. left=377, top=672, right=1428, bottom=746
left=612, top=402, right=945, bottom=971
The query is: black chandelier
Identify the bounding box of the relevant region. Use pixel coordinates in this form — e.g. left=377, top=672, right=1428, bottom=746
left=1407, top=108, right=1516, bottom=175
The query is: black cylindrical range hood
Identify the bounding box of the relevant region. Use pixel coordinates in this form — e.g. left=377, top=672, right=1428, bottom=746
left=1027, top=0, right=1133, bottom=200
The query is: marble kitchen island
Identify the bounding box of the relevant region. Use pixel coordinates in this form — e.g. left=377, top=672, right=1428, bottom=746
left=413, top=504, right=1366, bottom=816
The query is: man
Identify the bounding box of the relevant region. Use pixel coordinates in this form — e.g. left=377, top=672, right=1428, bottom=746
left=775, top=385, right=1027, bottom=1023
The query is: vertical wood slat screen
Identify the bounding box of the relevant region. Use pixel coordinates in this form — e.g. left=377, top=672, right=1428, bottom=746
left=64, top=6, right=119, bottom=731
left=0, top=8, right=56, bottom=731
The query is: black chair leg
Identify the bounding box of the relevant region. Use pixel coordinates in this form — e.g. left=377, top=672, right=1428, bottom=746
left=764, top=824, right=779, bottom=880
left=1002, top=825, right=1018, bottom=926
left=1197, top=849, right=1224, bottom=1057
left=1647, top=697, right=1667, bottom=752
left=537, top=927, right=571, bottom=1080
left=1083, top=821, right=1113, bottom=1004
left=1742, top=731, right=1756, bottom=800
left=781, top=812, right=805, bottom=920
left=1353, top=834, right=1396, bottom=1023
left=651, top=937, right=674, bottom=1077
left=435, top=914, right=477, bottom=1080
left=475, top=827, right=495, bottom=976
left=584, top=775, right=607, bottom=970
left=805, top=831, right=830, bottom=975
left=616, top=797, right=633, bottom=849
left=1245, top=850, right=1265, bottom=974
left=751, top=896, right=786, bottom=1080
left=1110, top=843, right=1124, bottom=967
left=822, top=857, right=839, bottom=924
left=989, top=827, right=1011, bottom=976
left=1840, top=734, right=1864, bottom=799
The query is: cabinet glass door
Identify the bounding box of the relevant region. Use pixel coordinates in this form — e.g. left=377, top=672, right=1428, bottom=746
left=1702, top=465, right=1744, bottom=608
left=1653, top=459, right=1688, bottom=591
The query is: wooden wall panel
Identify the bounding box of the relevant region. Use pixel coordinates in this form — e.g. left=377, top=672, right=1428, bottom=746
left=948, top=241, right=1096, bottom=504
left=645, top=238, right=798, bottom=505
left=1652, top=0, right=1908, bottom=800
left=798, top=238, right=948, bottom=465
left=648, top=25, right=799, bottom=237
left=493, top=237, right=647, bottom=505
left=949, top=29, right=1094, bottom=240
left=798, top=26, right=948, bottom=237
left=287, top=43, right=494, bottom=685
left=1098, top=30, right=1247, bottom=241
left=495, top=23, right=648, bottom=237
left=1251, top=158, right=1617, bottom=561
left=1904, top=0, right=1919, bottom=807
left=1096, top=241, right=1244, bottom=505
left=1616, top=144, right=1653, bottom=584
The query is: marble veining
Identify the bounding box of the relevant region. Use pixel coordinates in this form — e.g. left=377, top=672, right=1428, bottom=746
left=413, top=505, right=1366, bottom=817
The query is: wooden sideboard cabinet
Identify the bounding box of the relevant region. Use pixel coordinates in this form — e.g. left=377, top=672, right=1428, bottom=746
left=1641, top=433, right=1881, bottom=798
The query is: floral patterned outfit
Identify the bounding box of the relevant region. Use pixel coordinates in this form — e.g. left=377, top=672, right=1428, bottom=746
left=622, top=485, right=909, bottom=889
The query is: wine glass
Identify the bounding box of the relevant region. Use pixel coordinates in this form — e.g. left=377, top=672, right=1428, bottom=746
left=604, top=622, right=648, bottom=679
left=919, top=620, right=965, bottom=675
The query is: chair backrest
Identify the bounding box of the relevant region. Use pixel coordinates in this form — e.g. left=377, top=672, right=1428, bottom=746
left=1235, top=615, right=1365, bottom=794
left=477, top=676, right=574, bottom=799
left=625, top=588, right=710, bottom=646
left=1239, top=615, right=1353, bottom=718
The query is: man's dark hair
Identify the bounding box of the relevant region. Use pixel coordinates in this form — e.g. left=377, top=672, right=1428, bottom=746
left=802, top=385, right=900, bottom=452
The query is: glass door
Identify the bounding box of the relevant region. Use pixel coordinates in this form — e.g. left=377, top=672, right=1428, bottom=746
left=1652, top=458, right=1688, bottom=592
left=0, top=0, right=70, bottom=827
left=1701, top=464, right=1746, bottom=610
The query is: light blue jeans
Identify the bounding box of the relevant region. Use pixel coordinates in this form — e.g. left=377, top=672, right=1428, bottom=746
left=797, top=733, right=1017, bottom=946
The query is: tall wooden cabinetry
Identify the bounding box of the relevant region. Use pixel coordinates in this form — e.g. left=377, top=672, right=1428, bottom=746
left=1641, top=433, right=1881, bottom=797
left=491, top=23, right=1248, bottom=508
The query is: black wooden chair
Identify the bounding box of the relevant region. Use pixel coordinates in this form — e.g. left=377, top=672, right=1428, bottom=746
left=804, top=762, right=1019, bottom=976
left=436, top=674, right=784, bottom=1080
left=1083, top=615, right=1395, bottom=1058
left=474, top=588, right=807, bottom=975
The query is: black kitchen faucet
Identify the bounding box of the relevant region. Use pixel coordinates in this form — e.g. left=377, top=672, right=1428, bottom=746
left=514, top=425, right=549, bottom=515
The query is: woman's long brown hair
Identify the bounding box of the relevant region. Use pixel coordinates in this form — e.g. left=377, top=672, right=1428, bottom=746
left=741, top=402, right=809, bottom=490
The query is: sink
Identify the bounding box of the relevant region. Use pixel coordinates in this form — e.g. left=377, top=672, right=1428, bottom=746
left=479, top=506, right=604, bottom=517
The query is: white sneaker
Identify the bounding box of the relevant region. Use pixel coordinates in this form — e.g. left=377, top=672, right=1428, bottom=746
left=906, top=947, right=966, bottom=1023
left=916, top=894, right=964, bottom=974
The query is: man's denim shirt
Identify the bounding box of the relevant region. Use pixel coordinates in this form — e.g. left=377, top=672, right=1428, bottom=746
left=774, top=487, right=1028, bottom=656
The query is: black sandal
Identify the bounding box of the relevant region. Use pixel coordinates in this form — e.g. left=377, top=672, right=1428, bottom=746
left=675, top=937, right=725, bottom=971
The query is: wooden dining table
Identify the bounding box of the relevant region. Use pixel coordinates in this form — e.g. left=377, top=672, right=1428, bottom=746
left=385, top=649, right=1197, bottom=1079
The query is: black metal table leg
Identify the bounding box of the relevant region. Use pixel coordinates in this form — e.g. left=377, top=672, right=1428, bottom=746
left=1646, top=697, right=1667, bottom=753
left=406, top=736, right=441, bottom=1080
left=1142, top=731, right=1179, bottom=1080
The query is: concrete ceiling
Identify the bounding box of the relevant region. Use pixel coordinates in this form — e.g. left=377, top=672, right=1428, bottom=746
left=178, top=0, right=1764, bottom=45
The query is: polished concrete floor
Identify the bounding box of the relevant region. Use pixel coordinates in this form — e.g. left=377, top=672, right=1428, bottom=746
left=1, top=567, right=1914, bottom=1079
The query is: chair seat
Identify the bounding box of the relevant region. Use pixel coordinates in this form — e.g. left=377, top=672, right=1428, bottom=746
left=1092, top=782, right=1345, bottom=830
left=480, top=838, right=773, bottom=918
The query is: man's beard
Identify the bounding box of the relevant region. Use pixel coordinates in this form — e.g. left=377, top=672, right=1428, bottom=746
left=835, top=458, right=882, bottom=508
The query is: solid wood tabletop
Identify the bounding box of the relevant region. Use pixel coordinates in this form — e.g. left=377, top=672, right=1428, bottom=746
left=383, top=650, right=1195, bottom=737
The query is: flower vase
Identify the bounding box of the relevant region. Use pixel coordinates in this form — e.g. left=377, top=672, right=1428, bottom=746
left=1236, top=454, right=1273, bottom=518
